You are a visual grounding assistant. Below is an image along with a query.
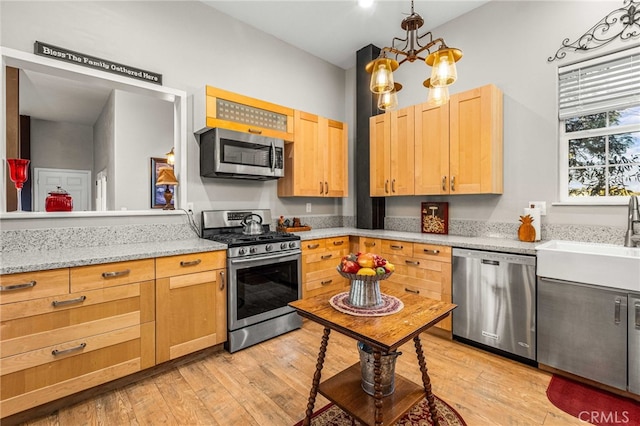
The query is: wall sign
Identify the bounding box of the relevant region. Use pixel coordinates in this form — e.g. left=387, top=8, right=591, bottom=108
left=34, top=41, right=163, bottom=85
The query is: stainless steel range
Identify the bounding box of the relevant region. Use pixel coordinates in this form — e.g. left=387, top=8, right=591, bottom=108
left=201, top=209, right=302, bottom=353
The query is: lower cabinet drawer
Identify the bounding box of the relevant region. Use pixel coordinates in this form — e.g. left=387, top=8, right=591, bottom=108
left=0, top=269, right=69, bottom=305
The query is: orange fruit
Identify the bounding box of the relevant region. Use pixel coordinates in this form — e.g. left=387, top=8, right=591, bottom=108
left=357, top=252, right=376, bottom=268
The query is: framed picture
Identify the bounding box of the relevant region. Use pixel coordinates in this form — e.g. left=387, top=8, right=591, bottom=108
left=151, top=157, right=174, bottom=209
left=421, top=202, right=449, bottom=234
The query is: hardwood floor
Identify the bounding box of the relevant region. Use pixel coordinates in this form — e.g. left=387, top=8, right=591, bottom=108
left=16, top=320, right=582, bottom=426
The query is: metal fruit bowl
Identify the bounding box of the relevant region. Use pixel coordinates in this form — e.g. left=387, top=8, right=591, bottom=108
left=336, top=266, right=393, bottom=282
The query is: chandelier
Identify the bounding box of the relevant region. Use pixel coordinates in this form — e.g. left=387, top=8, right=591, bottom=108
left=366, top=0, right=463, bottom=110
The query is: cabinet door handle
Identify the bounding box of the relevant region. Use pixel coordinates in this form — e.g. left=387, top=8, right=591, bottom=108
left=332, top=241, right=344, bottom=246
left=614, top=298, right=622, bottom=325
left=0, top=280, right=36, bottom=292
left=325, top=181, right=328, bottom=194
left=180, top=259, right=202, bottom=267
left=321, top=279, right=333, bottom=285
left=635, top=302, right=640, bottom=329
left=307, top=243, right=320, bottom=249
left=385, top=180, right=389, bottom=193
left=423, top=249, right=440, bottom=255
left=52, top=342, right=86, bottom=356
left=320, top=181, right=324, bottom=194
left=442, top=176, right=447, bottom=191
left=321, top=254, right=333, bottom=260
left=364, top=241, right=376, bottom=247
left=247, top=128, right=262, bottom=134
left=52, top=295, right=86, bottom=307
left=392, top=179, right=396, bottom=193
left=219, top=271, right=226, bottom=290
left=102, top=269, right=130, bottom=278
left=405, top=288, right=420, bottom=294
left=390, top=244, right=403, bottom=250
left=405, top=260, right=420, bottom=266
left=451, top=176, right=456, bottom=192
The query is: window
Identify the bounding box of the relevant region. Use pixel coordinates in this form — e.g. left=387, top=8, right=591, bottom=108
left=558, top=48, right=640, bottom=203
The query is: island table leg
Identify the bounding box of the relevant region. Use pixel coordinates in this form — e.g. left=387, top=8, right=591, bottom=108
left=414, top=335, right=439, bottom=426
left=303, top=327, right=331, bottom=426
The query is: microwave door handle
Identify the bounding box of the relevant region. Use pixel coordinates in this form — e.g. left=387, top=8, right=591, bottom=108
left=270, top=141, right=275, bottom=172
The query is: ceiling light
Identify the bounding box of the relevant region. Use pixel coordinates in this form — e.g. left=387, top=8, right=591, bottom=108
left=366, top=0, right=462, bottom=96
left=358, top=0, right=374, bottom=8
left=378, top=83, right=402, bottom=111
left=423, top=78, right=450, bottom=106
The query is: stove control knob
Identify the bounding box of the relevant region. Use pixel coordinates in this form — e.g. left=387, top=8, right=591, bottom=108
left=280, top=242, right=288, bottom=250
left=238, top=248, right=247, bottom=255
left=265, top=244, right=273, bottom=252
left=249, top=247, right=258, bottom=254
left=289, top=242, right=297, bottom=249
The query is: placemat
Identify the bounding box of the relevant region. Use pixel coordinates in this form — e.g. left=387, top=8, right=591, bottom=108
left=329, top=292, right=404, bottom=317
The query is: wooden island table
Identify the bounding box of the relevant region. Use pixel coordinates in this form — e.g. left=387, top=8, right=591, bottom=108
left=289, top=282, right=456, bottom=426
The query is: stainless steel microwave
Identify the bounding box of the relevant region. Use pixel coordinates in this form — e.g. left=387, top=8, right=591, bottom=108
left=200, top=128, right=285, bottom=180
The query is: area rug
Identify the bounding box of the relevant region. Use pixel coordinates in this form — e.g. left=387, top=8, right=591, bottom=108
left=546, top=375, right=640, bottom=425
left=294, top=395, right=466, bottom=425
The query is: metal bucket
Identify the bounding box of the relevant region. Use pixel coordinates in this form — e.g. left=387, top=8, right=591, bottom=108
left=357, top=341, right=402, bottom=396
left=349, top=279, right=382, bottom=308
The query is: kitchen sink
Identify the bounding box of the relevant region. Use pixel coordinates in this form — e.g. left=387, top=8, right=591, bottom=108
left=536, top=240, right=640, bottom=291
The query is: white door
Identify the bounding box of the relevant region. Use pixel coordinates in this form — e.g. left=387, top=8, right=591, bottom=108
left=33, top=168, right=91, bottom=212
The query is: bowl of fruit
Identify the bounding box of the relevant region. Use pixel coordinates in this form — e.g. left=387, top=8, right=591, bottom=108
left=337, top=253, right=395, bottom=308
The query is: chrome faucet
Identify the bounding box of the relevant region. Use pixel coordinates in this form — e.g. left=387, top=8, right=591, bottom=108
left=624, top=195, right=640, bottom=247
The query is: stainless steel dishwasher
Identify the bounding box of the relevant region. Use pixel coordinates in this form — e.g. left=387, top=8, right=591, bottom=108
left=452, top=248, right=537, bottom=363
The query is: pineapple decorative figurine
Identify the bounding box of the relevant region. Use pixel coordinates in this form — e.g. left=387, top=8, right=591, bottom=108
left=518, top=214, right=536, bottom=242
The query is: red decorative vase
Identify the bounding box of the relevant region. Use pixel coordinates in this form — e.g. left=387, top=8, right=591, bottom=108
left=45, top=187, right=73, bottom=212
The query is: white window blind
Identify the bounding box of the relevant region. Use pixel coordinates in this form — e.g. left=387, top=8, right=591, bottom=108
left=558, top=48, right=640, bottom=119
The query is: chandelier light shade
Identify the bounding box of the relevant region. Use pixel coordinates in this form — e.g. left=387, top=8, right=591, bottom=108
left=423, top=78, right=450, bottom=106
left=365, top=0, right=462, bottom=96
left=378, top=83, right=403, bottom=111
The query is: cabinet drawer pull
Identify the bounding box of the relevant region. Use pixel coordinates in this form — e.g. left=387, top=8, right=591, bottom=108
left=405, top=260, right=420, bottom=266
left=451, top=176, right=456, bottom=191
left=390, top=245, right=404, bottom=250
left=219, top=271, right=226, bottom=290
left=614, top=298, right=622, bottom=325
left=332, top=241, right=344, bottom=246
left=321, top=279, right=333, bottom=285
left=52, top=295, right=86, bottom=307
left=325, top=181, right=328, bottom=194
left=307, top=243, right=320, bottom=249
left=247, top=128, right=262, bottom=134
left=364, top=241, right=376, bottom=247
left=385, top=180, right=389, bottom=193
left=392, top=179, right=396, bottom=193
left=423, top=249, right=440, bottom=255
left=180, top=259, right=202, bottom=267
left=405, top=288, right=420, bottom=294
left=52, top=342, right=86, bottom=356
left=321, top=254, right=333, bottom=260
left=442, top=176, right=447, bottom=191
left=101, top=269, right=130, bottom=278
left=0, top=280, right=36, bottom=292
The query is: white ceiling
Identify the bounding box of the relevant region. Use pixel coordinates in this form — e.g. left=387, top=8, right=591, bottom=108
left=201, top=0, right=490, bottom=70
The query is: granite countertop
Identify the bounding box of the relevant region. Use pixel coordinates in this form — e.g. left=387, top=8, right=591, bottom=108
left=0, top=239, right=226, bottom=275
left=294, top=227, right=541, bottom=256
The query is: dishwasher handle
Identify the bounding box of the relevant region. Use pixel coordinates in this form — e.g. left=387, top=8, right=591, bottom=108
left=481, top=259, right=500, bottom=266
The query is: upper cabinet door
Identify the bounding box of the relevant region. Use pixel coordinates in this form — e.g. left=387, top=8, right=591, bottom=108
left=415, top=101, right=450, bottom=195
left=370, top=114, right=391, bottom=196
left=324, top=118, right=348, bottom=197
left=449, top=84, right=503, bottom=195
left=389, top=105, right=415, bottom=196
left=293, top=110, right=323, bottom=196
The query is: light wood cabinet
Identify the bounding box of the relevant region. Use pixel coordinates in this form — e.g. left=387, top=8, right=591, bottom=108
left=380, top=239, right=452, bottom=331
left=0, top=260, right=155, bottom=418
left=278, top=110, right=348, bottom=197
left=155, top=251, right=226, bottom=364
left=302, top=236, right=350, bottom=298
left=194, top=85, right=294, bottom=141
left=370, top=105, right=415, bottom=196
left=415, top=84, right=503, bottom=195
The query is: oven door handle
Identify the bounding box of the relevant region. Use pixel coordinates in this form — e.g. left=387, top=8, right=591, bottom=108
left=229, top=251, right=301, bottom=265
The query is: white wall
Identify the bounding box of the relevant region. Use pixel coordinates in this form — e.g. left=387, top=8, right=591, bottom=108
left=374, top=0, right=633, bottom=228
left=30, top=119, right=93, bottom=171
left=94, top=91, right=115, bottom=210
left=0, top=0, right=348, bottom=222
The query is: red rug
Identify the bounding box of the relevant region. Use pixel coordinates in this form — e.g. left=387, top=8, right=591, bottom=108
left=294, top=395, right=466, bottom=425
left=546, top=375, right=640, bottom=425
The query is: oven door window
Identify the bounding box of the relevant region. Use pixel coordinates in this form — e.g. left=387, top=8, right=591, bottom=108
left=229, top=253, right=300, bottom=330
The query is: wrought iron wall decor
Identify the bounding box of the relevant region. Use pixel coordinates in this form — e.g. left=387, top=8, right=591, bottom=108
left=548, top=0, right=640, bottom=62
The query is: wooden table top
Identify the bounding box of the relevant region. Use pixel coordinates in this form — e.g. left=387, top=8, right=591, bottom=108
left=289, top=282, right=456, bottom=352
